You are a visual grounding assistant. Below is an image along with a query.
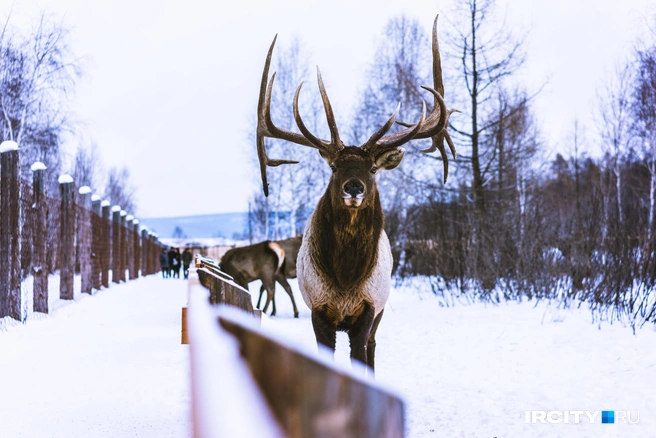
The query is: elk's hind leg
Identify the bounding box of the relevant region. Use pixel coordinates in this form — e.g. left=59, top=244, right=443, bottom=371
left=260, top=276, right=277, bottom=316
left=276, top=276, right=299, bottom=318
left=257, top=285, right=265, bottom=309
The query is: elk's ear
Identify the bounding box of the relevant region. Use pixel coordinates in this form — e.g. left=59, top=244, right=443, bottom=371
left=375, top=147, right=405, bottom=171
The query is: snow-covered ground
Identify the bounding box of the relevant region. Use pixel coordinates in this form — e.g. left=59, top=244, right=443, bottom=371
left=0, top=275, right=191, bottom=438
left=255, top=277, right=656, bottom=438
left=1, top=274, right=654, bottom=437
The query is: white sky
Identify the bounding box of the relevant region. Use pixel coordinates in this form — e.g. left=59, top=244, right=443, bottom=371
left=2, top=0, right=655, bottom=218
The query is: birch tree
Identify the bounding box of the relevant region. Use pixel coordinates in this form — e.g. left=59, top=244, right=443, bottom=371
left=0, top=12, right=80, bottom=179
left=632, top=47, right=656, bottom=242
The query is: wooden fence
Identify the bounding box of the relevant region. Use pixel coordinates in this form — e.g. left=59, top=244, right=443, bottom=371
left=0, top=142, right=164, bottom=322
left=185, top=256, right=405, bottom=438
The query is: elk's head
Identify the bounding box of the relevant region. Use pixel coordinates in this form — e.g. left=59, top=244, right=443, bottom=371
left=319, top=146, right=403, bottom=210
left=256, top=15, right=457, bottom=206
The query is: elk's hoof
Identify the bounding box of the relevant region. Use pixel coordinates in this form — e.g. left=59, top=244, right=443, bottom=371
left=294, top=312, right=299, bottom=318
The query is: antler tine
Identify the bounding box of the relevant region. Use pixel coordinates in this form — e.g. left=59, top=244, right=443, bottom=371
left=370, top=101, right=427, bottom=153
left=361, top=103, right=401, bottom=151
left=293, top=82, right=336, bottom=153
left=257, top=35, right=329, bottom=196
left=316, top=67, right=344, bottom=150
left=432, top=15, right=444, bottom=98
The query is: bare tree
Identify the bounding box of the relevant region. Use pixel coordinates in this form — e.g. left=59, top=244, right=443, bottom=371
left=71, top=140, right=102, bottom=190
left=631, top=46, right=656, bottom=241
left=104, top=165, right=136, bottom=213
left=597, top=63, right=634, bottom=232
left=0, top=12, right=81, bottom=180
left=351, top=15, right=430, bottom=145
left=445, top=0, right=525, bottom=212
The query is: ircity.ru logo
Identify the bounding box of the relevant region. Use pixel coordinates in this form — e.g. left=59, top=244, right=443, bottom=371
left=525, top=410, right=639, bottom=424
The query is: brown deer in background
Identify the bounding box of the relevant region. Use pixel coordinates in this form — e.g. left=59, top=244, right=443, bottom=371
left=219, top=240, right=300, bottom=318
left=256, top=236, right=303, bottom=317
left=255, top=15, right=456, bottom=373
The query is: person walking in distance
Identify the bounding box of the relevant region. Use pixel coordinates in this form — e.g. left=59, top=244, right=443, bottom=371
left=181, top=248, right=193, bottom=279
left=159, top=248, right=169, bottom=278
left=170, top=248, right=181, bottom=278
left=167, top=247, right=176, bottom=278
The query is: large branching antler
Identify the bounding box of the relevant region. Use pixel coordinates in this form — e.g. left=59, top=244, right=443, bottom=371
left=389, top=15, right=458, bottom=182
left=257, top=36, right=344, bottom=196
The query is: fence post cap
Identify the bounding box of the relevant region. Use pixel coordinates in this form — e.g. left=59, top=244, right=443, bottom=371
left=126, top=214, right=134, bottom=221
left=58, top=174, right=74, bottom=184
left=92, top=194, right=101, bottom=202
left=0, top=140, right=18, bottom=152
left=79, top=186, right=92, bottom=195
left=31, top=161, right=47, bottom=171
left=111, top=205, right=121, bottom=212
left=101, top=200, right=111, bottom=207
left=120, top=210, right=127, bottom=217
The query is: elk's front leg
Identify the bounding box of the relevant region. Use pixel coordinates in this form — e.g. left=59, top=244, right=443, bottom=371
left=348, top=302, right=375, bottom=365
left=311, top=307, right=336, bottom=351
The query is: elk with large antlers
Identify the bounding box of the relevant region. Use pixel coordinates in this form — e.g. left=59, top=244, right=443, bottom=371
left=256, top=15, right=456, bottom=373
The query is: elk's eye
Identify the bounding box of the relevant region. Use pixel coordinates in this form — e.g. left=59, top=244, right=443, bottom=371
left=370, top=166, right=377, bottom=174
left=330, top=165, right=336, bottom=173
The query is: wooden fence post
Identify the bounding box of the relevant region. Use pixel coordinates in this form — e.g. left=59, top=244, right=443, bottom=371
left=0, top=141, right=21, bottom=320
left=119, top=210, right=127, bottom=282
left=153, top=234, right=160, bottom=275
left=78, top=186, right=92, bottom=294
left=149, top=233, right=156, bottom=275
left=101, top=201, right=111, bottom=287
left=91, top=195, right=102, bottom=290
left=32, top=161, right=48, bottom=313
left=133, top=220, right=140, bottom=278
left=141, top=228, right=148, bottom=276
left=112, top=206, right=121, bottom=284
left=59, top=175, right=75, bottom=300
left=126, top=215, right=134, bottom=280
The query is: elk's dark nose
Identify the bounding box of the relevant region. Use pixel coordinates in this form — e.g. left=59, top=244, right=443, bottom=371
left=343, top=179, right=364, bottom=197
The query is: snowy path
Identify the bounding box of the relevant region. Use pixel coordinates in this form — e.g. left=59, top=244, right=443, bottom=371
left=0, top=275, right=191, bottom=438
left=1, top=274, right=655, bottom=438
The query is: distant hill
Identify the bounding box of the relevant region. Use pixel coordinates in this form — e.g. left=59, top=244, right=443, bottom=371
left=142, top=212, right=249, bottom=239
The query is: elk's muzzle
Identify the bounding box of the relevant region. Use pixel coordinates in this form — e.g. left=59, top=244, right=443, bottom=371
left=342, top=178, right=365, bottom=207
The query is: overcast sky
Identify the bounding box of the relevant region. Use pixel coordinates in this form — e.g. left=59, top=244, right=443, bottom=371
left=2, top=0, right=654, bottom=218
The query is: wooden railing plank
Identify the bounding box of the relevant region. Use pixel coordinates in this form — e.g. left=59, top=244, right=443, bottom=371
left=187, top=284, right=285, bottom=438
left=219, top=315, right=405, bottom=438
